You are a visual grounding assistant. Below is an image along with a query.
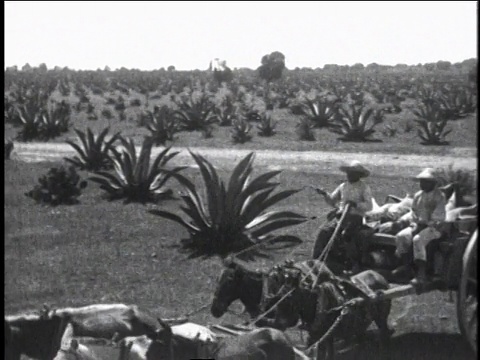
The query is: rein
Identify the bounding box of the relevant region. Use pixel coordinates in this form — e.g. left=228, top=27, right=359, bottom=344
left=218, top=205, right=351, bottom=330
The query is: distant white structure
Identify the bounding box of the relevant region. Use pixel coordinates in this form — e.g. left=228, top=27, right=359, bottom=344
left=209, top=58, right=228, bottom=71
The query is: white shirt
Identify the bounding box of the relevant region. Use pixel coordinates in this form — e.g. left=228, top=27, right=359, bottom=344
left=411, top=188, right=446, bottom=224
left=327, top=180, right=373, bottom=216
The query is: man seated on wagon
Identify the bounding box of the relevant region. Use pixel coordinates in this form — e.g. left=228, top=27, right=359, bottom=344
left=392, top=168, right=447, bottom=287
left=312, top=160, right=374, bottom=274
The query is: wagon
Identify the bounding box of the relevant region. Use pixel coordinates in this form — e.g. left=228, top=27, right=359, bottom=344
left=312, top=202, right=478, bottom=357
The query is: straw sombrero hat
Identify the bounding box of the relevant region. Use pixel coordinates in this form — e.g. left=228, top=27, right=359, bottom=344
left=339, top=160, right=370, bottom=178
left=415, top=168, right=437, bottom=181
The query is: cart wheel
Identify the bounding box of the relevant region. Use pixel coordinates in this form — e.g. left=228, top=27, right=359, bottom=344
left=457, top=229, right=477, bottom=356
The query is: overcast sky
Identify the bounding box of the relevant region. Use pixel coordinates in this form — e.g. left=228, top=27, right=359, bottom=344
left=4, top=1, right=477, bottom=71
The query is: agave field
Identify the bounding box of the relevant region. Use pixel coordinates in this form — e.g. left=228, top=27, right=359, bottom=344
left=4, top=60, right=478, bottom=154
left=4, top=60, right=478, bottom=359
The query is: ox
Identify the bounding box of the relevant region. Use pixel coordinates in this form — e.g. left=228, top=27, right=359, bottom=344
left=47, top=304, right=159, bottom=340
left=365, top=193, right=414, bottom=223
left=53, top=323, right=100, bottom=360
left=117, top=318, right=296, bottom=360
left=5, top=310, right=70, bottom=360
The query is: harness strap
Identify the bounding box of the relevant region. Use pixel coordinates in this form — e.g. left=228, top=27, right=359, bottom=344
left=305, top=305, right=351, bottom=352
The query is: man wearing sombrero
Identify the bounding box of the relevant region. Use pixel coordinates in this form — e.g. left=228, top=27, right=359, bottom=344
left=393, top=168, right=447, bottom=288
left=312, top=160, right=373, bottom=274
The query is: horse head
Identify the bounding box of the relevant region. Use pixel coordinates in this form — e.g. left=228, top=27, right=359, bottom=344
left=211, top=257, right=264, bottom=318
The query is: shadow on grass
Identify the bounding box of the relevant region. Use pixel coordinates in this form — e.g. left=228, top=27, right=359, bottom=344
left=337, top=137, right=384, bottom=143
left=339, top=332, right=474, bottom=360
left=420, top=141, right=451, bottom=146
left=173, top=235, right=303, bottom=261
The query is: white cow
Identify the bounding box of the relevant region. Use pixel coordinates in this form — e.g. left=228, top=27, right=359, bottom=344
left=48, top=304, right=159, bottom=340
left=365, top=193, right=414, bottom=223
left=117, top=322, right=218, bottom=360
left=53, top=323, right=101, bottom=360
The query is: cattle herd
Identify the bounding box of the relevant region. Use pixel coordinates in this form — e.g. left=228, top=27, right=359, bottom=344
left=4, top=303, right=307, bottom=359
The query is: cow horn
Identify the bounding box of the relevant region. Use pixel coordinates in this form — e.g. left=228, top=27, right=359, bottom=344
left=157, top=317, right=170, bottom=330
left=223, top=256, right=234, bottom=267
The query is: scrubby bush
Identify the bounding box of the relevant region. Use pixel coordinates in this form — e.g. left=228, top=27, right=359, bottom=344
left=25, top=165, right=87, bottom=205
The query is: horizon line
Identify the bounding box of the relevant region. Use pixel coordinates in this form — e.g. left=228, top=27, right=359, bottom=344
left=4, top=57, right=478, bottom=72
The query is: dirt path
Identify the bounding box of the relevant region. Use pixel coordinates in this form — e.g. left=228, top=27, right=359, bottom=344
left=11, top=143, right=477, bottom=177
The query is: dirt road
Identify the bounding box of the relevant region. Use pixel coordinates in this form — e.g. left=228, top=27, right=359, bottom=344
left=11, top=142, right=477, bottom=177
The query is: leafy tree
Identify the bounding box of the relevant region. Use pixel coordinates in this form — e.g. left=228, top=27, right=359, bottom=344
left=258, top=51, right=286, bottom=82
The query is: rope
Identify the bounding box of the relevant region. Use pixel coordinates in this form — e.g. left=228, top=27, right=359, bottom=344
left=303, top=305, right=350, bottom=353
left=244, top=287, right=296, bottom=326
left=312, top=203, right=351, bottom=281
left=239, top=206, right=353, bottom=328
left=183, top=303, right=211, bottom=318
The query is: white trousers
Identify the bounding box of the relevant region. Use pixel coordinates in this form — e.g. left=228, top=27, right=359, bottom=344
left=395, top=225, right=441, bottom=261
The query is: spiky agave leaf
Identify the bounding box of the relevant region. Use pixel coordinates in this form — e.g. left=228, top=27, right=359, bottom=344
left=331, top=103, right=380, bottom=141
left=65, top=127, right=121, bottom=171
left=148, top=151, right=306, bottom=256
left=89, top=136, right=184, bottom=202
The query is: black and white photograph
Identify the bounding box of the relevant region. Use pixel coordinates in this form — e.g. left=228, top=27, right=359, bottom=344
left=4, top=1, right=477, bottom=359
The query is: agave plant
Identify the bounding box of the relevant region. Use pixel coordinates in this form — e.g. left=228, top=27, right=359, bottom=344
left=415, top=85, right=438, bottom=106
left=145, top=106, right=177, bottom=146
left=329, top=103, right=383, bottom=142
left=295, top=117, right=316, bottom=141
left=149, top=152, right=307, bottom=256
left=213, top=96, right=237, bottom=126
left=37, top=103, right=71, bottom=140
left=15, top=103, right=43, bottom=142
left=173, top=91, right=217, bottom=131
left=256, top=112, right=276, bottom=137
left=231, top=118, right=252, bottom=144
left=436, top=91, right=468, bottom=121
left=65, top=127, right=121, bottom=171
left=413, top=102, right=451, bottom=145
left=295, top=96, right=338, bottom=128
left=89, top=136, right=186, bottom=203
left=435, top=164, right=476, bottom=199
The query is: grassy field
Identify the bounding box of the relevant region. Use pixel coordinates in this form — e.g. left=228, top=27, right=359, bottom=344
left=5, top=90, right=478, bottom=156
left=5, top=159, right=417, bottom=315
left=5, top=157, right=476, bottom=359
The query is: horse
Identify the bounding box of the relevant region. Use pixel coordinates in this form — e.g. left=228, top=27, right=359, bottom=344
left=211, top=257, right=392, bottom=355
left=132, top=318, right=296, bottom=360
left=5, top=309, right=70, bottom=360
left=262, top=269, right=392, bottom=359
left=211, top=258, right=336, bottom=329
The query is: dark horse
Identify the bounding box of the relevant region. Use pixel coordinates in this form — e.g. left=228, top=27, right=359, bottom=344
left=211, top=258, right=337, bottom=329
left=211, top=258, right=393, bottom=359
left=5, top=310, right=71, bottom=360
